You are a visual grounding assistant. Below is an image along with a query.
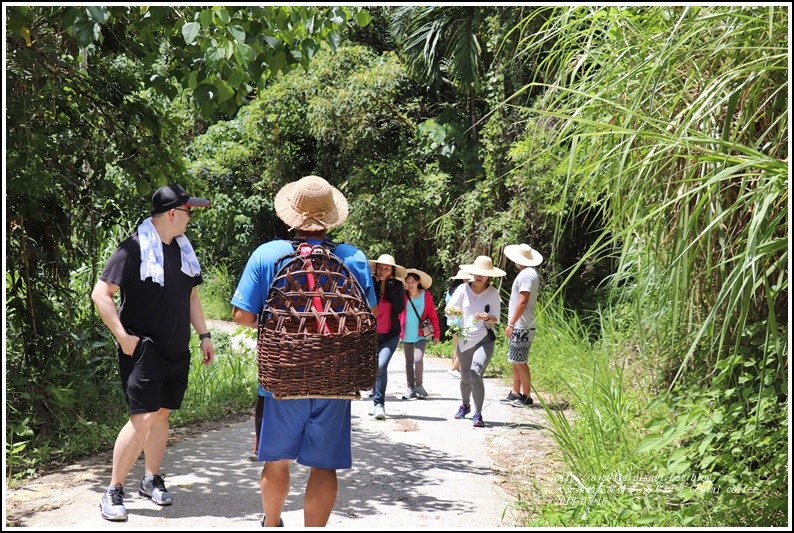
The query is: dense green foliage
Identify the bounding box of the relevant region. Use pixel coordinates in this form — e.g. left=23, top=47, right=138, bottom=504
left=4, top=6, right=787, bottom=526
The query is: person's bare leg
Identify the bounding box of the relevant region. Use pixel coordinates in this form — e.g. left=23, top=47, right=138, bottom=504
left=517, top=363, right=531, bottom=397
left=511, top=365, right=521, bottom=395
left=142, top=408, right=170, bottom=475
left=109, top=411, right=158, bottom=486
left=261, top=460, right=291, bottom=526
left=303, top=467, right=338, bottom=527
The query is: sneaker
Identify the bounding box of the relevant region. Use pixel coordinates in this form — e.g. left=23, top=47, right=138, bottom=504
left=454, top=404, right=471, bottom=419
left=414, top=384, right=428, bottom=399
left=472, top=412, right=485, bottom=427
left=373, top=403, right=386, bottom=420
left=447, top=369, right=461, bottom=378
left=510, top=394, right=534, bottom=407
left=402, top=388, right=418, bottom=400
left=260, top=515, right=285, bottom=527
left=362, top=389, right=374, bottom=398
left=499, top=392, right=522, bottom=404
left=100, top=484, right=127, bottom=521
left=139, top=474, right=173, bottom=505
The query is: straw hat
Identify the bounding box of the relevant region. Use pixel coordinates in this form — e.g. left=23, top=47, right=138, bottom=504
left=368, top=254, right=408, bottom=279
left=273, top=175, right=349, bottom=231
left=504, top=243, right=543, bottom=267
left=461, top=256, right=506, bottom=278
left=405, top=268, right=433, bottom=289
left=449, top=269, right=473, bottom=281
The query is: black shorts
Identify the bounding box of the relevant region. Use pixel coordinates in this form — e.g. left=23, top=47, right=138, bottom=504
left=118, top=337, right=190, bottom=415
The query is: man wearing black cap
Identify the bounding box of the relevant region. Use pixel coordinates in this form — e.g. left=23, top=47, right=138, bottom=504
left=91, top=184, right=214, bottom=521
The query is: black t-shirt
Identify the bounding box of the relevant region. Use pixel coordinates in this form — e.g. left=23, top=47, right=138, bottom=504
left=99, top=233, right=203, bottom=353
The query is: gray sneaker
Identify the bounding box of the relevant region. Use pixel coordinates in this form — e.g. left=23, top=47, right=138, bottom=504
left=510, top=394, right=534, bottom=407
left=499, top=392, right=521, bottom=404
left=139, top=474, right=173, bottom=505
left=100, top=484, right=127, bottom=521
left=402, top=388, right=417, bottom=400
left=414, top=384, right=428, bottom=399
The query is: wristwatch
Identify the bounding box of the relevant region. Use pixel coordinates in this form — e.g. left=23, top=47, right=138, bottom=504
left=199, top=332, right=212, bottom=341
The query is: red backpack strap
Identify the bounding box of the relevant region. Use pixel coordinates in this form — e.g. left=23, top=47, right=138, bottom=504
left=298, top=242, right=331, bottom=335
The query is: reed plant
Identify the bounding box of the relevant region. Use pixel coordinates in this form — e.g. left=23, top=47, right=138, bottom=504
left=505, top=5, right=787, bottom=526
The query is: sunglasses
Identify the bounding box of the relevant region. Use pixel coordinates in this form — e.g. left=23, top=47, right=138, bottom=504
left=174, top=208, right=193, bottom=217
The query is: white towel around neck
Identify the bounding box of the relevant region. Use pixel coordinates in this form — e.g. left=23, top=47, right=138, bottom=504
left=138, top=217, right=201, bottom=286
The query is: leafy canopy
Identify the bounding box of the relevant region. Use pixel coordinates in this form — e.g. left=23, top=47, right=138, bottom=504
left=6, top=5, right=371, bottom=117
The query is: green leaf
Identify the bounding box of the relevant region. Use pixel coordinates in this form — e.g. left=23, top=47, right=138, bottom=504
left=147, top=6, right=171, bottom=22
left=636, top=433, right=665, bottom=453
left=206, top=46, right=227, bottom=70
left=233, top=42, right=253, bottom=65
left=86, top=6, right=110, bottom=24
left=213, top=78, right=234, bottom=103
left=199, top=9, right=213, bottom=28
left=356, top=9, right=371, bottom=27
left=226, top=68, right=245, bottom=88
left=72, top=19, right=98, bottom=48
left=182, top=21, right=200, bottom=44
left=194, top=83, right=217, bottom=106
left=136, top=177, right=151, bottom=196
left=228, top=24, right=246, bottom=43
left=215, top=7, right=230, bottom=25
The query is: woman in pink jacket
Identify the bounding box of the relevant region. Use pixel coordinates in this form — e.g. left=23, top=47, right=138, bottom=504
left=399, top=268, right=441, bottom=400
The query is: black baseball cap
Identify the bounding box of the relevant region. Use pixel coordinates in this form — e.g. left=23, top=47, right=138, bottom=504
left=151, top=184, right=210, bottom=214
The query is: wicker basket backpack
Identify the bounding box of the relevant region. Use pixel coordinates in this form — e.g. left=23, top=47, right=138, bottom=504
left=256, top=240, right=378, bottom=399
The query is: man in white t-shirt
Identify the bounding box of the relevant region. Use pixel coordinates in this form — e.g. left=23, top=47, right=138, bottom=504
left=501, top=244, right=543, bottom=407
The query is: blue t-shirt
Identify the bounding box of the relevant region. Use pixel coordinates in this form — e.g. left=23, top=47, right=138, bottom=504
left=231, top=238, right=377, bottom=396
left=403, top=291, right=426, bottom=343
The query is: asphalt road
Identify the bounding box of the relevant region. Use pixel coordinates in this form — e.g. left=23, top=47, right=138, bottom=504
left=8, top=346, right=547, bottom=530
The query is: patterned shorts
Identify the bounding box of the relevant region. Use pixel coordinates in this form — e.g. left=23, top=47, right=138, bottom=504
left=507, top=328, right=536, bottom=364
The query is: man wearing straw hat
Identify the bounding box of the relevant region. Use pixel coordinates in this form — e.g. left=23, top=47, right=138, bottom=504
left=501, top=244, right=543, bottom=407
left=230, top=175, right=377, bottom=527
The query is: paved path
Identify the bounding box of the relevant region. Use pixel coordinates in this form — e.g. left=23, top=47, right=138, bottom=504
left=8, top=336, right=549, bottom=529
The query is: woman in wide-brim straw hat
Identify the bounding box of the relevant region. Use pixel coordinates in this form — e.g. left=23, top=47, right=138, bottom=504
left=445, top=255, right=505, bottom=429
left=449, top=269, right=474, bottom=281
left=399, top=268, right=441, bottom=400
left=367, top=253, right=407, bottom=420
left=368, top=254, right=408, bottom=280
left=445, top=269, right=473, bottom=378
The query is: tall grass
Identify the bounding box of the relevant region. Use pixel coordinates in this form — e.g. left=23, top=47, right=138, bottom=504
left=504, top=5, right=787, bottom=526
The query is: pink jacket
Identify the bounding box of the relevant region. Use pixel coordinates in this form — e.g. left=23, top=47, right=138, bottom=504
left=399, top=289, right=441, bottom=341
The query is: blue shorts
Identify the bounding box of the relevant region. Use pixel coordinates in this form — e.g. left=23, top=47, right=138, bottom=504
left=257, top=396, right=352, bottom=469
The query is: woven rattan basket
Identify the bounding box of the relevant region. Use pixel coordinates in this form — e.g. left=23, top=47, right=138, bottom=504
left=257, top=245, right=378, bottom=399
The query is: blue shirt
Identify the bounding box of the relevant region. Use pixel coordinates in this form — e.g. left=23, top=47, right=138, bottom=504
left=403, top=291, right=425, bottom=343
